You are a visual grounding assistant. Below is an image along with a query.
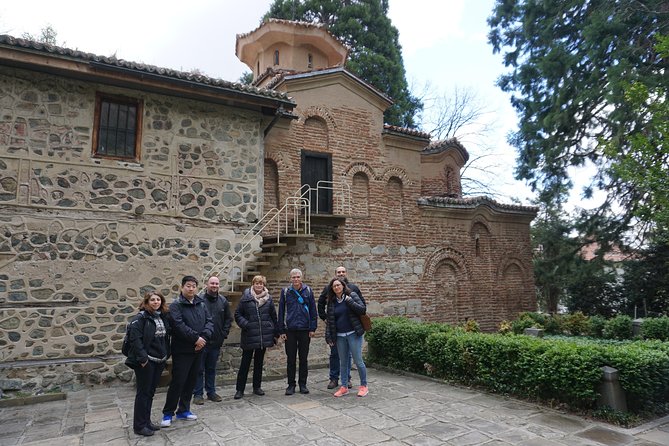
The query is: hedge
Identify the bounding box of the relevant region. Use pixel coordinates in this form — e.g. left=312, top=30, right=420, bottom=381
left=366, top=317, right=669, bottom=414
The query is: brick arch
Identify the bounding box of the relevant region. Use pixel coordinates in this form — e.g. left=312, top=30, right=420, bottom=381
left=341, top=161, right=378, bottom=180
left=297, top=106, right=337, bottom=131
left=496, top=256, right=533, bottom=321
left=264, top=152, right=290, bottom=172
left=380, top=166, right=410, bottom=185
left=469, top=215, right=491, bottom=235
left=351, top=171, right=370, bottom=217
left=496, top=254, right=529, bottom=278
left=422, top=247, right=471, bottom=324
left=423, top=247, right=471, bottom=281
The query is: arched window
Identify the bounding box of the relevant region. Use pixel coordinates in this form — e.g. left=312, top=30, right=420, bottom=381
left=308, top=53, right=313, bottom=68
left=274, top=50, right=279, bottom=66
left=352, top=172, right=369, bottom=217
left=384, top=177, right=404, bottom=221
left=263, top=159, right=280, bottom=211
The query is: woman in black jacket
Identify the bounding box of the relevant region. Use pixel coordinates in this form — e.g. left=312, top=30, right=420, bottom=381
left=324, top=277, right=368, bottom=398
left=234, top=275, right=278, bottom=399
left=126, top=291, right=171, bottom=436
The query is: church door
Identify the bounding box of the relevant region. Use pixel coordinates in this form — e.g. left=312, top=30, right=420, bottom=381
left=301, top=151, right=332, bottom=214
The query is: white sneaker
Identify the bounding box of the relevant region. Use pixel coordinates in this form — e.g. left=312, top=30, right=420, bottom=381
left=160, top=415, right=172, bottom=427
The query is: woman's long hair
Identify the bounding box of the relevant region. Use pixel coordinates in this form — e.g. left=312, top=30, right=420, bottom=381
left=139, top=290, right=169, bottom=314
left=326, top=277, right=351, bottom=304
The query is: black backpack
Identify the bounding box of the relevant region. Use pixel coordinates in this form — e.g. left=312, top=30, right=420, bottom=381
left=121, top=313, right=144, bottom=356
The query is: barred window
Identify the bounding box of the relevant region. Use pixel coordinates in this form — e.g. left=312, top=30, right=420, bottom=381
left=92, top=94, right=142, bottom=160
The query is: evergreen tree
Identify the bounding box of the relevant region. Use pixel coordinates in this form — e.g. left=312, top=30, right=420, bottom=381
left=264, top=0, right=423, bottom=128
left=488, top=1, right=669, bottom=243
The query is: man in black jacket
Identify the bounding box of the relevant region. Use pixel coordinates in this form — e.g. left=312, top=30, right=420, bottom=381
left=192, top=276, right=232, bottom=405
left=318, top=266, right=364, bottom=389
left=161, top=276, right=213, bottom=427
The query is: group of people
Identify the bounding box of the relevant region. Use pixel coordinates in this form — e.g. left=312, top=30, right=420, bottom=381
left=124, top=266, right=369, bottom=437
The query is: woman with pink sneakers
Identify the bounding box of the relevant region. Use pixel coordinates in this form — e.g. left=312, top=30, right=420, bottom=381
left=324, top=277, right=368, bottom=397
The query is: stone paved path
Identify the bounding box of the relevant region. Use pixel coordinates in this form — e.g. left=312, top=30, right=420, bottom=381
left=1, top=368, right=668, bottom=445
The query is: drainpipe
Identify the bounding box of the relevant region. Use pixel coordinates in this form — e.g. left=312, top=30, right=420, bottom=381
left=264, top=105, right=297, bottom=137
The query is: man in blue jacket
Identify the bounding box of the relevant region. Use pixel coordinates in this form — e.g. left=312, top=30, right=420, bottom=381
left=192, top=276, right=232, bottom=405
left=279, top=268, right=317, bottom=395
left=161, top=276, right=213, bottom=427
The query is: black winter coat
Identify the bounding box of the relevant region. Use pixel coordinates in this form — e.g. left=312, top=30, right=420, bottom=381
left=169, top=294, right=214, bottom=354
left=324, top=292, right=366, bottom=345
left=125, top=310, right=171, bottom=369
left=197, top=290, right=233, bottom=347
left=318, top=280, right=364, bottom=321
left=235, top=289, right=278, bottom=350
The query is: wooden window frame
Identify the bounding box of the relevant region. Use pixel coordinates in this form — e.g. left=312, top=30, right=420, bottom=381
left=92, top=93, right=143, bottom=161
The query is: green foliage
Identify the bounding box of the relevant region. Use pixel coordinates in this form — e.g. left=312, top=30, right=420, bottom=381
left=592, top=407, right=641, bottom=428
left=461, top=319, right=480, bottom=333
left=368, top=318, right=669, bottom=415
left=640, top=317, right=669, bottom=342
left=618, top=229, right=669, bottom=317
left=601, top=343, right=669, bottom=412
left=588, top=315, right=607, bottom=338
left=561, top=312, right=590, bottom=336
left=365, top=316, right=451, bottom=371
left=489, top=1, right=669, bottom=240
left=264, top=0, right=423, bottom=127
left=603, top=315, right=634, bottom=340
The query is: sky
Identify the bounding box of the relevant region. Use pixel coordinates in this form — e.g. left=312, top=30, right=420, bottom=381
left=0, top=0, right=540, bottom=205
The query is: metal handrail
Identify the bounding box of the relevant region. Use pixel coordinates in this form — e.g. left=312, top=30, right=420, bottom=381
left=207, top=198, right=310, bottom=292
left=211, top=180, right=350, bottom=293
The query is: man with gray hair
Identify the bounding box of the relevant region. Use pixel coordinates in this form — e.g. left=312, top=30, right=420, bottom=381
left=278, top=268, right=317, bottom=395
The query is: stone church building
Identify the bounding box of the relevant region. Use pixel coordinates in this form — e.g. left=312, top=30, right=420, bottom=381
left=0, top=20, right=536, bottom=390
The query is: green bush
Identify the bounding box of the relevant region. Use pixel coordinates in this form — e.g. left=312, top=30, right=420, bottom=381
left=366, top=317, right=669, bottom=415
left=603, top=315, right=634, bottom=340
left=641, top=316, right=669, bottom=341
left=588, top=315, right=607, bottom=338
left=562, top=312, right=590, bottom=336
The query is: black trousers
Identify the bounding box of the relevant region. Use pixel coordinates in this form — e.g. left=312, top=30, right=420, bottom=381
left=285, top=330, right=311, bottom=386
left=162, top=352, right=201, bottom=416
left=235, top=347, right=266, bottom=392
left=133, top=361, right=165, bottom=431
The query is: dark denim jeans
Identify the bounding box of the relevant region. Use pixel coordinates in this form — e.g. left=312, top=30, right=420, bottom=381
left=193, top=345, right=221, bottom=398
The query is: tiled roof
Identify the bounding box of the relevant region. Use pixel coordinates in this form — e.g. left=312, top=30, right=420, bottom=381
left=423, top=137, right=470, bottom=162
left=236, top=18, right=349, bottom=50
left=0, top=34, right=292, bottom=103
left=383, top=124, right=431, bottom=140
left=418, top=195, right=538, bottom=215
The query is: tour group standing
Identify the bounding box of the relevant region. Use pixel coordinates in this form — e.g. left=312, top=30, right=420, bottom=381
left=128, top=267, right=368, bottom=436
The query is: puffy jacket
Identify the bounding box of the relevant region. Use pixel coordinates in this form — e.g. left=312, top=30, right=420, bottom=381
left=197, top=290, right=233, bottom=347
left=168, top=294, right=213, bottom=354
left=318, top=280, right=364, bottom=321
left=325, top=291, right=366, bottom=345
left=125, top=310, right=171, bottom=369
left=235, top=289, right=278, bottom=350
left=278, top=285, right=317, bottom=333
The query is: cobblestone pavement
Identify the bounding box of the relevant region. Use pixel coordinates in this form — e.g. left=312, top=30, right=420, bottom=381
left=1, top=368, right=668, bottom=446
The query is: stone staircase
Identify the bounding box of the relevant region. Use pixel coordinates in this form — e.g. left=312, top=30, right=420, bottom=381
left=209, top=181, right=350, bottom=307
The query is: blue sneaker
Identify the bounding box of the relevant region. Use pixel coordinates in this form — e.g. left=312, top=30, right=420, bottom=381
left=176, top=411, right=197, bottom=421
left=160, top=415, right=172, bottom=427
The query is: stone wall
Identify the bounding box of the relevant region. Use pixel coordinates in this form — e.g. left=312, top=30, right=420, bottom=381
left=0, top=66, right=266, bottom=390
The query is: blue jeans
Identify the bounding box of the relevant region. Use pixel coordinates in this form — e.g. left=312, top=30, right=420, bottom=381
left=194, top=345, right=221, bottom=398
left=329, top=344, right=351, bottom=382
left=336, top=332, right=367, bottom=387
